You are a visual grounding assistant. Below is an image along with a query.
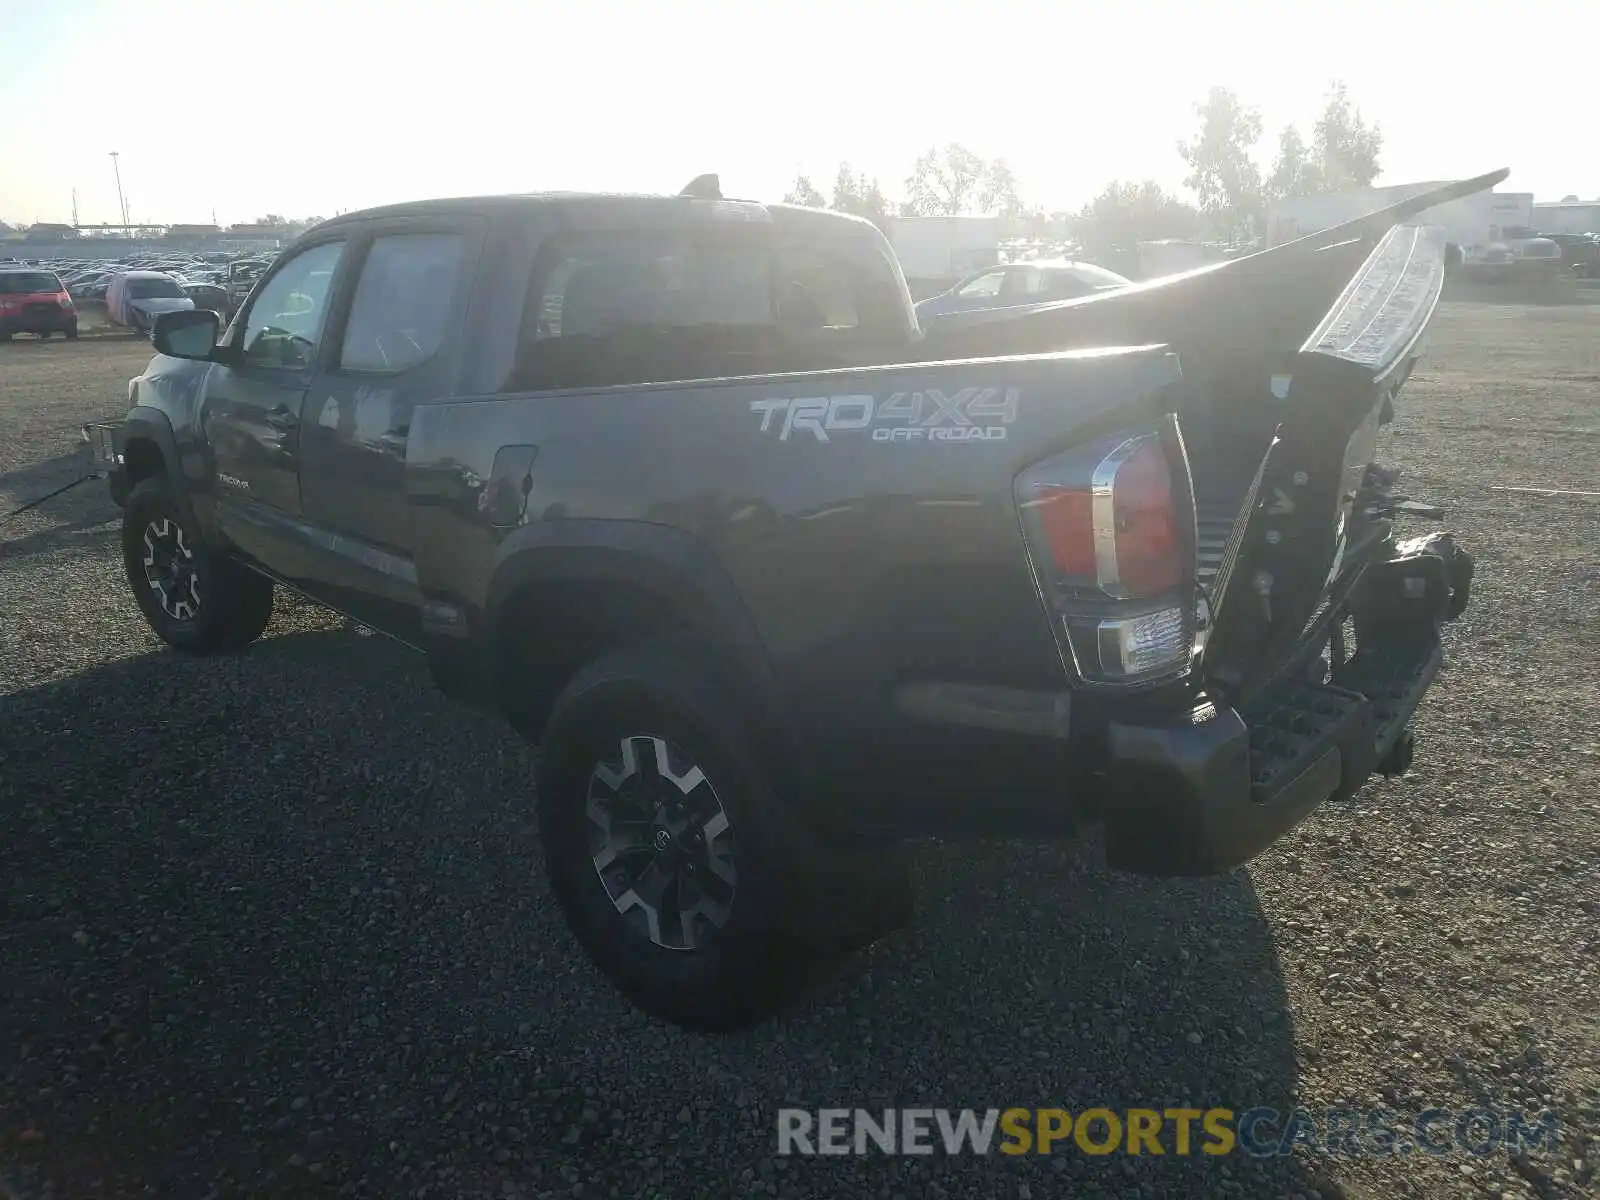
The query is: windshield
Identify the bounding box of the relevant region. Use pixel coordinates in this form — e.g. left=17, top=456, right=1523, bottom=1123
left=0, top=272, right=62, bottom=295
left=127, top=277, right=186, bottom=300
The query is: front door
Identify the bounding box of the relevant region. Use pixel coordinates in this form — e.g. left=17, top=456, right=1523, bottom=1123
left=199, top=238, right=348, bottom=565
left=298, top=222, right=478, bottom=638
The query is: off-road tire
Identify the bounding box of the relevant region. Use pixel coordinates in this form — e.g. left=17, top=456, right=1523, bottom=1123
left=122, top=477, right=274, bottom=653
left=536, top=641, right=835, bottom=1031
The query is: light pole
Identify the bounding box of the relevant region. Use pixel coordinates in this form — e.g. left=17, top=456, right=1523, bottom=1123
left=109, top=151, right=129, bottom=230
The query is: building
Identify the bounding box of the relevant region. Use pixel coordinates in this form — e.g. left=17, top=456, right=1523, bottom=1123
left=23, top=222, right=79, bottom=241
left=1532, top=201, right=1600, bottom=235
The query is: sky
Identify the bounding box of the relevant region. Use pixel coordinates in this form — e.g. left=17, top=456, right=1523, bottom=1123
left=2, top=0, right=1596, bottom=228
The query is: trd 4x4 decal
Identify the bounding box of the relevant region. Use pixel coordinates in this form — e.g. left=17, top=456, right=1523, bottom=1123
left=750, top=387, right=1020, bottom=444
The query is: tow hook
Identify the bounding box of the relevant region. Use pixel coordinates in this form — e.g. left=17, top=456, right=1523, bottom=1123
left=1377, top=726, right=1416, bottom=777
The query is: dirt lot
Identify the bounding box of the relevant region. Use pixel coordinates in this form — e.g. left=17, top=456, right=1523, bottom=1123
left=1, top=309, right=1596, bottom=1200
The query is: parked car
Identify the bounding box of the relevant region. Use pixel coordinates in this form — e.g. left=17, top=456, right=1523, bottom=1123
left=1539, top=232, right=1600, bottom=278
left=0, top=266, right=78, bottom=340
left=914, top=258, right=1131, bottom=328
left=224, top=258, right=271, bottom=317
left=180, top=280, right=229, bottom=312
left=1493, top=225, right=1563, bottom=277
left=105, top=270, right=195, bottom=334
left=89, top=170, right=1494, bottom=1030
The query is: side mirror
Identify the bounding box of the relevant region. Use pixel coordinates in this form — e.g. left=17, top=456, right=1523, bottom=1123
left=152, top=308, right=221, bottom=361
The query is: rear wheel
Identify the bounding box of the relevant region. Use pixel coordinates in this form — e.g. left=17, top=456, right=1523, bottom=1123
left=122, top=477, right=274, bottom=653
left=536, top=642, right=832, bottom=1030
left=65, top=321, right=79, bottom=340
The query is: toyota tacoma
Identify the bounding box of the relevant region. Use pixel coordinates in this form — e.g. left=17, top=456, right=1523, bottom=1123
left=87, top=170, right=1493, bottom=1030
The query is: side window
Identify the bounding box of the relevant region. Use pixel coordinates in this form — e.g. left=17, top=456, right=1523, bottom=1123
left=955, top=268, right=1005, bottom=299
left=509, top=231, right=905, bottom=392
left=773, top=245, right=858, bottom=331
left=338, top=233, right=463, bottom=373
left=241, top=240, right=345, bottom=370
left=1042, top=270, right=1091, bottom=299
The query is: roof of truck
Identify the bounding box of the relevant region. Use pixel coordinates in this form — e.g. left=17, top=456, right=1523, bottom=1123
left=315, top=192, right=873, bottom=232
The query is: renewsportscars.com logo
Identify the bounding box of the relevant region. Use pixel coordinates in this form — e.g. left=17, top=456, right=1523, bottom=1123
left=776, top=1107, right=1562, bottom=1158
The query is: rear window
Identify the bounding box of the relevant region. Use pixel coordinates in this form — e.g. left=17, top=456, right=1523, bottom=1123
left=127, top=276, right=186, bottom=300
left=510, top=228, right=900, bottom=391
left=0, top=271, right=62, bottom=295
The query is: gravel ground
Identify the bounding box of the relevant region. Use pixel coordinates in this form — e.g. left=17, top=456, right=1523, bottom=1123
left=1, top=309, right=1597, bottom=1200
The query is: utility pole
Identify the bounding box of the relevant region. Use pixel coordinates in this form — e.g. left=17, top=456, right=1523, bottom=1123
left=72, top=189, right=80, bottom=229
left=109, top=151, right=129, bottom=230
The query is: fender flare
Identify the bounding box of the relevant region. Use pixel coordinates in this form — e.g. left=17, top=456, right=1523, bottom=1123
left=120, top=405, right=221, bottom=541
left=485, top=518, right=781, bottom=713
left=478, top=517, right=826, bottom=824
left=121, top=405, right=183, bottom=483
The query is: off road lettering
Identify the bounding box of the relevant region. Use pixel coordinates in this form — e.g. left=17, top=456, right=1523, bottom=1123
left=751, top=387, right=1020, bottom=443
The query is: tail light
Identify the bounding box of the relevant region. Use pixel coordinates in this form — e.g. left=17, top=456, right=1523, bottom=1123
left=1016, top=416, right=1197, bottom=686
left=58, top=293, right=75, bottom=309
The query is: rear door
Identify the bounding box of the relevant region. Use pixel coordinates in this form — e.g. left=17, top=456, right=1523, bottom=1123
left=198, top=236, right=351, bottom=559
left=296, top=217, right=481, bottom=637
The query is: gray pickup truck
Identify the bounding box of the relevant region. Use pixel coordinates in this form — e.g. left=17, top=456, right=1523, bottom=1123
left=90, top=171, right=1492, bottom=1030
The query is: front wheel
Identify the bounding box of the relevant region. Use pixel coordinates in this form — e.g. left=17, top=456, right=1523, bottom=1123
left=536, top=643, right=827, bottom=1031
left=122, top=477, right=274, bottom=653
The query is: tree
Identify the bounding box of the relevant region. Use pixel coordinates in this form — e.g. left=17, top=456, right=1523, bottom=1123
left=900, top=144, right=1020, bottom=217
left=978, top=159, right=1023, bottom=221
left=1177, top=87, right=1264, bottom=236
left=1310, top=81, right=1382, bottom=191
left=1266, top=124, right=1319, bottom=201
left=830, top=164, right=889, bottom=226
left=902, top=143, right=984, bottom=215
left=783, top=174, right=827, bottom=208
left=1076, top=181, right=1201, bottom=254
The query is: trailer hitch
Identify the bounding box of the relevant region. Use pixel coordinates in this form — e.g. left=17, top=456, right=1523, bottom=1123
left=1356, top=464, right=1445, bottom=522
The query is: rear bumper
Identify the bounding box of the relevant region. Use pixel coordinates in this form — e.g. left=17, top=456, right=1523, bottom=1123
left=1, top=309, right=76, bottom=334
left=1102, top=532, right=1472, bottom=875
left=1102, top=632, right=1441, bottom=875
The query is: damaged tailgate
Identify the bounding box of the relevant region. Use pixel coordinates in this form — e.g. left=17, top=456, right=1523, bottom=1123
left=1057, top=172, right=1504, bottom=874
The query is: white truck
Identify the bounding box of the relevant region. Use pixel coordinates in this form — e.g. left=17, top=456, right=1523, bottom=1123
left=1485, top=192, right=1562, bottom=272
left=885, top=215, right=1001, bottom=297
